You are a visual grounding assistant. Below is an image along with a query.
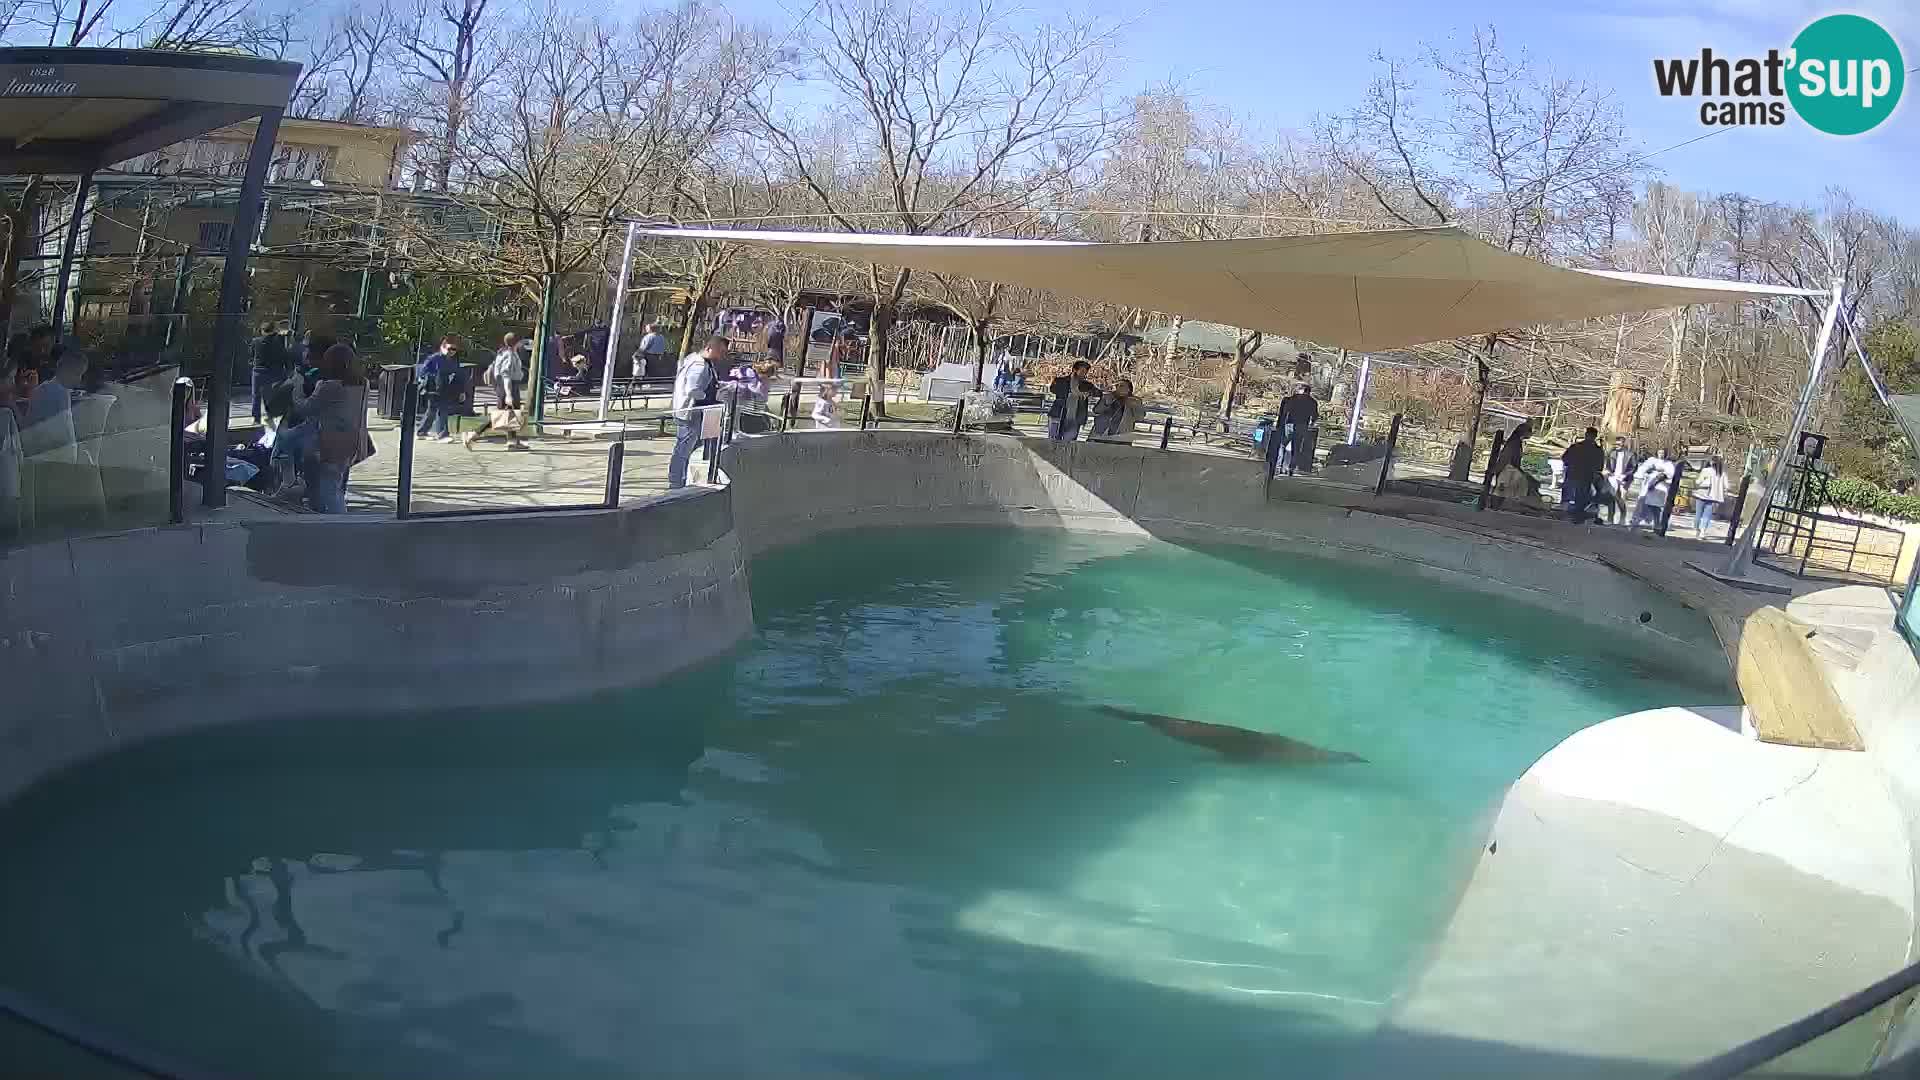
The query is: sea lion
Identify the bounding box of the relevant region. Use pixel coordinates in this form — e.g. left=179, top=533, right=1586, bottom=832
left=1098, top=705, right=1367, bottom=764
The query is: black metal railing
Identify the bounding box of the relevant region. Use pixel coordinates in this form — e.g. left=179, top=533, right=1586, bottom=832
left=1670, top=957, right=1920, bottom=1079
left=1756, top=503, right=1908, bottom=584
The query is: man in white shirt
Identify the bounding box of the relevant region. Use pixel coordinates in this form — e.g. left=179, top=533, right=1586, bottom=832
left=669, top=337, right=725, bottom=489
left=1628, top=447, right=1677, bottom=534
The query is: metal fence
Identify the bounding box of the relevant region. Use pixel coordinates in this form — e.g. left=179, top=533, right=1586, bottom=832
left=1755, top=503, right=1909, bottom=584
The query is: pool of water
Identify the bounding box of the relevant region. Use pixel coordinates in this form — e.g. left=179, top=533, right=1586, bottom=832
left=0, top=527, right=1732, bottom=1079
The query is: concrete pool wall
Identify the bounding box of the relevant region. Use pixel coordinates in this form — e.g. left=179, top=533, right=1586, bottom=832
left=5, top=426, right=1918, bottom=1076
left=722, top=430, right=1725, bottom=676
left=0, top=486, right=752, bottom=804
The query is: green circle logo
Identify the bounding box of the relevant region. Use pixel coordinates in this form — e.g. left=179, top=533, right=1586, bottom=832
left=1787, top=14, right=1904, bottom=135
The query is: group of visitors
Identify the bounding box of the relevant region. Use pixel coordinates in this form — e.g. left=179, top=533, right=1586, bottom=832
left=1548, top=427, right=1731, bottom=535
left=2, top=326, right=92, bottom=466
left=1045, top=360, right=1146, bottom=443
left=253, top=332, right=373, bottom=513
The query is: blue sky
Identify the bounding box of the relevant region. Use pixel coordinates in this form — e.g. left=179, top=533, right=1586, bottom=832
left=744, top=0, right=1919, bottom=221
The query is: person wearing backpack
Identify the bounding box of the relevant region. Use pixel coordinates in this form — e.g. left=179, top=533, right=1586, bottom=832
left=414, top=335, right=464, bottom=443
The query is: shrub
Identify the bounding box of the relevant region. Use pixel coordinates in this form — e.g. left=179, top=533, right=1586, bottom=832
left=1826, top=474, right=1920, bottom=523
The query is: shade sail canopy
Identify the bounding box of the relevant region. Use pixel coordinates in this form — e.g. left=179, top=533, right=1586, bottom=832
left=651, top=225, right=1821, bottom=352
left=0, top=48, right=300, bottom=174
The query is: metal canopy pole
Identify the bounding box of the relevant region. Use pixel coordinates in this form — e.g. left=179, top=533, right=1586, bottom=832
left=1347, top=354, right=1371, bottom=445
left=51, top=168, right=93, bottom=338
left=597, top=221, right=639, bottom=422
left=1724, top=279, right=1844, bottom=577
left=204, top=107, right=282, bottom=509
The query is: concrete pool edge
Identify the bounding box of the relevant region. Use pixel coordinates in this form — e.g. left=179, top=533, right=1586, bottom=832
left=0, top=485, right=754, bottom=805
left=5, top=426, right=1916, bottom=1076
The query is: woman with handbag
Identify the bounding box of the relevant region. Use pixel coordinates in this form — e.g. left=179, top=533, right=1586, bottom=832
left=465, top=333, right=529, bottom=450
left=290, top=344, right=370, bottom=513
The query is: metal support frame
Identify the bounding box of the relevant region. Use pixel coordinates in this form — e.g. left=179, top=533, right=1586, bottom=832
left=167, top=378, right=188, bottom=524
left=596, top=221, right=639, bottom=422
left=1347, top=354, right=1370, bottom=445
left=396, top=381, right=417, bottom=519
left=203, top=106, right=283, bottom=509
left=1477, top=430, right=1507, bottom=511
left=602, top=441, right=625, bottom=506
left=1724, top=476, right=1752, bottom=546
left=50, top=168, right=93, bottom=337
left=1657, top=461, right=1688, bottom=537
left=859, top=394, right=872, bottom=429
left=1374, top=413, right=1402, bottom=496
left=1725, top=279, right=1845, bottom=576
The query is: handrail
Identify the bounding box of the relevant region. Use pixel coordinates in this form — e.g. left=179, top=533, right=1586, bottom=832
left=1670, top=958, right=1920, bottom=1079
left=0, top=984, right=234, bottom=1080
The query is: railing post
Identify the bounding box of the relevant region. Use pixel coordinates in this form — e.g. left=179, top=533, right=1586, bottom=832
left=705, top=407, right=722, bottom=485
left=1159, top=416, right=1173, bottom=451
left=1658, top=461, right=1688, bottom=537
left=722, top=392, right=740, bottom=447
left=1476, top=430, right=1506, bottom=511
left=168, top=379, right=188, bottom=524
left=859, top=393, right=871, bottom=430
left=1725, top=475, right=1752, bottom=545
left=396, top=376, right=417, bottom=520
left=604, top=441, right=625, bottom=507
left=952, top=397, right=966, bottom=435
left=1374, top=413, right=1402, bottom=496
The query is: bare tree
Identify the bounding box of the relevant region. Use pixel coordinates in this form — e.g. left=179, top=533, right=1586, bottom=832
left=402, top=0, right=493, bottom=190
left=746, top=0, right=1119, bottom=413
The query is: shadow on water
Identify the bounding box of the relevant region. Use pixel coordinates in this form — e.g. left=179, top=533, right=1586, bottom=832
left=0, top=527, right=1754, bottom=1078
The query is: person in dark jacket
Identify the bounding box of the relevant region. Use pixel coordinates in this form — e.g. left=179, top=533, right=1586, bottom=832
left=1277, top=383, right=1319, bottom=474
left=1047, top=360, right=1100, bottom=442
left=1560, top=426, right=1604, bottom=523
left=249, top=320, right=292, bottom=423
left=415, top=335, right=464, bottom=442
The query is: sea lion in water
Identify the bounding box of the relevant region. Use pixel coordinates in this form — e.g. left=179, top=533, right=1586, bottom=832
left=1098, top=705, right=1367, bottom=764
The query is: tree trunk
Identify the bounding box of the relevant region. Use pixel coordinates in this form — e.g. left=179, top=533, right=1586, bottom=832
left=1218, top=330, right=1260, bottom=423
left=0, top=175, right=43, bottom=330
left=864, top=266, right=910, bottom=417
left=1659, top=308, right=1685, bottom=426
left=971, top=318, right=992, bottom=390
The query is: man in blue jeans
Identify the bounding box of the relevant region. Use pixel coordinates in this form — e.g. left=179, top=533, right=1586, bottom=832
left=669, top=337, right=726, bottom=488
left=414, top=336, right=463, bottom=442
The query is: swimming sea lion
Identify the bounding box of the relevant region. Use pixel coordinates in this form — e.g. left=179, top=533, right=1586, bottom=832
left=1097, top=705, right=1367, bottom=764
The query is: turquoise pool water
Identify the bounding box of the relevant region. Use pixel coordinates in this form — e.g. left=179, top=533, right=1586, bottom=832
left=0, top=528, right=1731, bottom=1079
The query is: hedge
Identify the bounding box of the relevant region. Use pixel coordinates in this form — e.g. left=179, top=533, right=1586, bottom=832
left=1825, top=474, right=1920, bottom=524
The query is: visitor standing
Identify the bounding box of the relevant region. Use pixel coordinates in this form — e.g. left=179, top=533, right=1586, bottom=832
left=1692, top=455, right=1728, bottom=537
left=1046, top=360, right=1099, bottom=442
left=290, top=344, right=369, bottom=514
left=250, top=319, right=291, bottom=423
left=811, top=381, right=840, bottom=429
left=765, top=316, right=786, bottom=366
left=414, top=336, right=463, bottom=443
left=1606, top=436, right=1635, bottom=521
left=1560, top=427, right=1604, bottom=523
left=1278, top=383, right=1319, bottom=474
left=668, top=337, right=724, bottom=489
left=465, top=333, right=529, bottom=450
left=1629, top=447, right=1677, bottom=533
left=635, top=323, right=669, bottom=379
left=1090, top=379, right=1146, bottom=443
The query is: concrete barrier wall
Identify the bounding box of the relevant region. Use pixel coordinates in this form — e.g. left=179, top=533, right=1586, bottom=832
left=725, top=430, right=1724, bottom=676
left=0, top=487, right=752, bottom=804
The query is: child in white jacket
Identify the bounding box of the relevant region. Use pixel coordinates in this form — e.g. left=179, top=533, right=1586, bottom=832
left=811, top=382, right=839, bottom=429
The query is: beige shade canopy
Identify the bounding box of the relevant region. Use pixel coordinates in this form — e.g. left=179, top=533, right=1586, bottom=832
left=652, top=225, right=1821, bottom=352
